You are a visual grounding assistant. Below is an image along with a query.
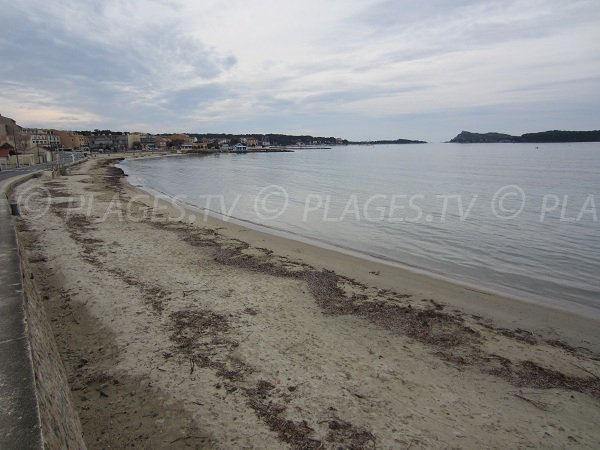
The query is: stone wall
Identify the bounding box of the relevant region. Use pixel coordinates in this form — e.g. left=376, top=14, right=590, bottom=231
left=6, top=173, right=87, bottom=449
left=17, top=226, right=87, bottom=450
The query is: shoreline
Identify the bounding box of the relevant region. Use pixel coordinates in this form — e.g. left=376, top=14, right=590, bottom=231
left=119, top=154, right=600, bottom=349
left=11, top=155, right=600, bottom=448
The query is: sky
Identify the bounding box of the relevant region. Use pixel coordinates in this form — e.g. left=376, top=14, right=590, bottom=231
left=1, top=0, right=599, bottom=141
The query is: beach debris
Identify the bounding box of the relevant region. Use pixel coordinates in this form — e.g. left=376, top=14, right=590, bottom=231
left=245, top=381, right=322, bottom=449
left=488, top=360, right=600, bottom=399
left=325, top=417, right=376, bottom=450
left=512, top=392, right=549, bottom=410
left=570, top=362, right=600, bottom=380
left=142, top=199, right=600, bottom=401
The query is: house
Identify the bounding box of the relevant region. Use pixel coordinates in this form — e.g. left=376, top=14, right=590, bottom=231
left=245, top=136, right=259, bottom=147
left=0, top=142, right=14, bottom=153
left=155, top=136, right=170, bottom=149
left=233, top=143, right=247, bottom=153
left=0, top=144, right=12, bottom=169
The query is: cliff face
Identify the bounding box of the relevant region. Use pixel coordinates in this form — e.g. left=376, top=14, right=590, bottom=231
left=450, top=130, right=600, bottom=143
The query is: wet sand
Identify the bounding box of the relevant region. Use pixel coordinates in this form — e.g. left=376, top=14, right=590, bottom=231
left=12, top=155, right=600, bottom=449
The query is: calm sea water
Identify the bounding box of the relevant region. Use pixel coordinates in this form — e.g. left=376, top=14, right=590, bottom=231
left=120, top=143, right=600, bottom=314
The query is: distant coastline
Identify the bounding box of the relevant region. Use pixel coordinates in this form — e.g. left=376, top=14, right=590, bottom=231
left=347, top=138, right=427, bottom=145
left=449, top=130, right=600, bottom=143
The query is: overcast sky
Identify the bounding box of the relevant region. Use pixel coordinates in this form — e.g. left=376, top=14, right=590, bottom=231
left=1, top=0, right=599, bottom=141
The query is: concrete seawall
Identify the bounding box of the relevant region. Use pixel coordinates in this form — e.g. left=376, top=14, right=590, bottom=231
left=2, top=170, right=86, bottom=448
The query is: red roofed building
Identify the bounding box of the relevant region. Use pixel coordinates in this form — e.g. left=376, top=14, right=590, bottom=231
left=0, top=142, right=13, bottom=168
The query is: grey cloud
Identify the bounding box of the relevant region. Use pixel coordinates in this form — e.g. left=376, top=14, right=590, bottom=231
left=0, top=0, right=235, bottom=127
left=299, top=83, right=430, bottom=107
left=355, top=0, right=478, bottom=29
left=354, top=0, right=600, bottom=65
left=164, top=84, right=229, bottom=111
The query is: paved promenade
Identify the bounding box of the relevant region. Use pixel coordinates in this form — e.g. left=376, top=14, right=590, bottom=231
left=0, top=171, right=43, bottom=448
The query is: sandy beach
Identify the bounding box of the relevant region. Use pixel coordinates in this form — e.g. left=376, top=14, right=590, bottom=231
left=12, top=155, right=600, bottom=449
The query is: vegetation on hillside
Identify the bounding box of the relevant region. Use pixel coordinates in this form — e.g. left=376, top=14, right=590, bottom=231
left=450, top=130, right=600, bottom=143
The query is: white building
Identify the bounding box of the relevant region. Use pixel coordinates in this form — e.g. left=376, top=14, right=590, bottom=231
left=22, top=128, right=61, bottom=149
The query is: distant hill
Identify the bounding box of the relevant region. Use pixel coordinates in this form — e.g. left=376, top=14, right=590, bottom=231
left=519, top=130, right=600, bottom=143
left=449, top=130, right=600, bottom=143
left=449, top=132, right=515, bottom=143
left=348, top=138, right=427, bottom=145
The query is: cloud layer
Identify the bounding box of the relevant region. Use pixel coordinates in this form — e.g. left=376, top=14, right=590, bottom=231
left=1, top=0, right=599, bottom=140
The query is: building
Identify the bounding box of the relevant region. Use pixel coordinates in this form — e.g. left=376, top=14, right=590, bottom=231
left=127, top=133, right=141, bottom=149
left=89, top=135, right=114, bottom=150
left=77, top=134, right=90, bottom=149
left=0, top=115, right=57, bottom=166
left=21, top=128, right=61, bottom=150
left=88, top=134, right=127, bottom=151
left=155, top=136, right=170, bottom=149
left=55, top=130, right=76, bottom=148
left=113, top=134, right=128, bottom=150
left=55, top=130, right=89, bottom=149
left=233, top=143, right=247, bottom=153
left=0, top=114, right=22, bottom=149
left=0, top=144, right=12, bottom=169
left=139, top=133, right=156, bottom=150
left=244, top=136, right=259, bottom=147
left=170, top=133, right=191, bottom=142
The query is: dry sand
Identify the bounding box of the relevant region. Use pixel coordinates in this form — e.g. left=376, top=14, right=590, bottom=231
left=12, top=155, right=600, bottom=449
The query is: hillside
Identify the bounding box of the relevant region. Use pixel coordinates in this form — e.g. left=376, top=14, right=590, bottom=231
left=450, top=130, right=600, bottom=143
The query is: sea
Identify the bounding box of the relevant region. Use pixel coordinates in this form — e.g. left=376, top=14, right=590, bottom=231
left=119, top=143, right=600, bottom=316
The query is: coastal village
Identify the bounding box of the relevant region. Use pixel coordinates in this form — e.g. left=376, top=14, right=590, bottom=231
left=0, top=113, right=346, bottom=169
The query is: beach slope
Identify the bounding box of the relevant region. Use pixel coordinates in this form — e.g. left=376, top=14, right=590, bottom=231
left=12, top=156, right=600, bottom=449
